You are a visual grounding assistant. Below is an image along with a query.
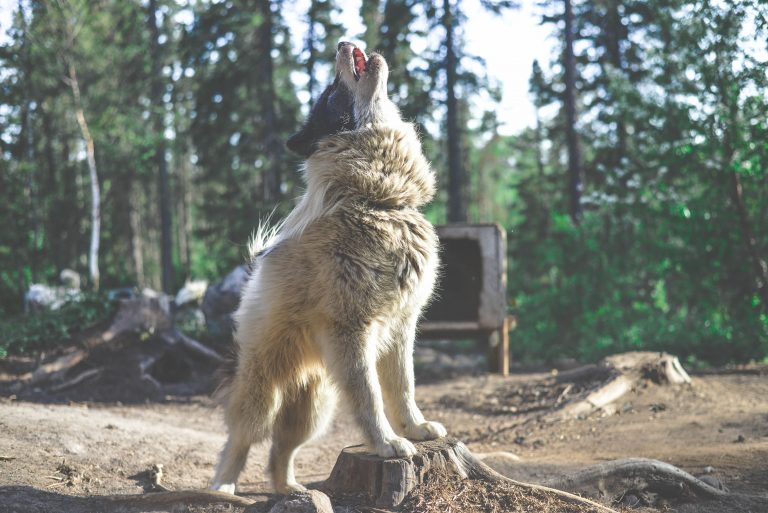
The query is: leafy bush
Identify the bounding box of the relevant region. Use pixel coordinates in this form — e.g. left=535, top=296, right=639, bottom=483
left=508, top=210, right=768, bottom=367
left=0, top=293, right=115, bottom=358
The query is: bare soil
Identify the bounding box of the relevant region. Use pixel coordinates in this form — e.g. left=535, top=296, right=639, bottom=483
left=1, top=364, right=766, bottom=512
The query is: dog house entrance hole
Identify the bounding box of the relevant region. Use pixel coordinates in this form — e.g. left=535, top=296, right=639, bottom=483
left=425, top=238, right=482, bottom=322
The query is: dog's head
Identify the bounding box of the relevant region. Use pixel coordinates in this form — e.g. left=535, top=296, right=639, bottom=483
left=286, top=75, right=355, bottom=158
left=286, top=42, right=402, bottom=157
left=335, top=41, right=401, bottom=128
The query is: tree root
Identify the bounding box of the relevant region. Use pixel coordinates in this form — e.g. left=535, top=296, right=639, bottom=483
left=545, top=457, right=728, bottom=501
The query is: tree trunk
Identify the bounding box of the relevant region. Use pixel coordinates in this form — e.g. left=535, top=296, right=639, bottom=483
left=260, top=0, right=281, bottom=203
left=563, top=0, right=582, bottom=224
left=360, top=0, right=382, bottom=50
left=129, top=184, right=145, bottom=287
left=67, top=62, right=101, bottom=290
left=534, top=104, right=545, bottom=179
left=19, top=0, right=39, bottom=283
left=729, top=170, right=768, bottom=310
left=306, top=1, right=318, bottom=107
left=42, top=106, right=63, bottom=272
left=444, top=0, right=466, bottom=223
left=719, top=74, right=768, bottom=313
left=148, top=0, right=174, bottom=294
left=605, top=1, right=626, bottom=168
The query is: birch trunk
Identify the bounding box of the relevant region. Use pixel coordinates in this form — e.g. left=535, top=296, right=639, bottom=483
left=67, top=62, right=100, bottom=290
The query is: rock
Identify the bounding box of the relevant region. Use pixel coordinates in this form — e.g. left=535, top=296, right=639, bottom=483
left=175, top=279, right=208, bottom=307
left=59, top=269, right=81, bottom=290
left=107, top=287, right=138, bottom=301
left=265, top=490, right=334, bottom=513
left=25, top=269, right=83, bottom=312
left=697, top=474, right=726, bottom=491
left=175, top=306, right=206, bottom=335
left=201, top=265, right=249, bottom=336
left=26, top=284, right=81, bottom=311
left=620, top=494, right=641, bottom=507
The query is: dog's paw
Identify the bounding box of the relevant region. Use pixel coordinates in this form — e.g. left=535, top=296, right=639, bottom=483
left=405, top=421, right=447, bottom=441
left=210, top=482, right=236, bottom=495
left=377, top=436, right=418, bottom=458
left=275, top=481, right=308, bottom=494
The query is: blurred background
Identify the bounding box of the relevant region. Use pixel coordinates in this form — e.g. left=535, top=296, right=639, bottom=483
left=0, top=0, right=766, bottom=366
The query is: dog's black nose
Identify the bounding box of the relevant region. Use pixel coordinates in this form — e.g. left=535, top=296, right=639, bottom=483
left=338, top=41, right=351, bottom=50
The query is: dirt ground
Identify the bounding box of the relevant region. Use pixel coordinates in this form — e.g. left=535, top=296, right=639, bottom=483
left=1, top=365, right=767, bottom=512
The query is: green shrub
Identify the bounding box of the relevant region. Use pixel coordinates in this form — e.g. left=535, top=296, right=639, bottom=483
left=0, top=293, right=115, bottom=358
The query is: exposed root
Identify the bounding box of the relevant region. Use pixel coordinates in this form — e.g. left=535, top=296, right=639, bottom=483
left=545, top=457, right=729, bottom=501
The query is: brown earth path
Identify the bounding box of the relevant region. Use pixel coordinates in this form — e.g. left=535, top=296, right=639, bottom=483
left=1, top=371, right=766, bottom=512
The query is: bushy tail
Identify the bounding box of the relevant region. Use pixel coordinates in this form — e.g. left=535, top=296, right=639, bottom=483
left=247, top=213, right=284, bottom=260
left=213, top=344, right=239, bottom=406
left=215, top=214, right=284, bottom=405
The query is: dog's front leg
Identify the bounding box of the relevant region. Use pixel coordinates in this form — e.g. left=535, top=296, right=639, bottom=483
left=323, top=324, right=417, bottom=458
left=378, top=316, right=447, bottom=441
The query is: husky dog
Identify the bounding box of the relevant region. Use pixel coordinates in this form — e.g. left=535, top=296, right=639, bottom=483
left=211, top=42, right=446, bottom=495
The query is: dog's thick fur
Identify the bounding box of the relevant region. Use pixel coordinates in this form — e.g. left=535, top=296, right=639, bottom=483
left=211, top=43, right=446, bottom=495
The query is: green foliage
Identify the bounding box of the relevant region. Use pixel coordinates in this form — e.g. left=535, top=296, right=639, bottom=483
left=0, top=293, right=115, bottom=358
left=496, top=0, right=768, bottom=366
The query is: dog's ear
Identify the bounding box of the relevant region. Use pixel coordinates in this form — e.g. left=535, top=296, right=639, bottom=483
left=286, top=126, right=315, bottom=157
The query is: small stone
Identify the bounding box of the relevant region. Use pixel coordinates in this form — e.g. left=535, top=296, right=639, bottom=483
left=735, top=434, right=745, bottom=443
left=697, top=474, right=726, bottom=491
left=621, top=494, right=641, bottom=507
left=703, top=465, right=715, bottom=474
left=268, top=490, right=334, bottom=513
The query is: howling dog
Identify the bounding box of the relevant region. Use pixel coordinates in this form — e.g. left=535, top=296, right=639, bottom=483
left=211, top=42, right=446, bottom=495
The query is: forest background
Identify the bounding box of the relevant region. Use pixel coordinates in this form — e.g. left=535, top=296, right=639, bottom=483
left=1, top=0, right=767, bottom=366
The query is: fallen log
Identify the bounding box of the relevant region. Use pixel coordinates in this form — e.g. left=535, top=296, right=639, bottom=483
left=15, top=295, right=222, bottom=394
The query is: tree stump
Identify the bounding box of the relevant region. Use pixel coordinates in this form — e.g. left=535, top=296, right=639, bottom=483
left=554, top=351, right=692, bottom=419
left=324, top=438, right=485, bottom=507
left=323, top=438, right=616, bottom=512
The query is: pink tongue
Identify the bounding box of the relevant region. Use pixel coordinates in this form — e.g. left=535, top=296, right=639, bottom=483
left=353, top=48, right=366, bottom=75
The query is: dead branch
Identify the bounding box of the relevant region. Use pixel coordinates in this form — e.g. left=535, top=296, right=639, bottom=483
left=29, top=349, right=86, bottom=385
left=161, top=329, right=224, bottom=363
left=50, top=367, right=102, bottom=392
left=99, top=490, right=254, bottom=509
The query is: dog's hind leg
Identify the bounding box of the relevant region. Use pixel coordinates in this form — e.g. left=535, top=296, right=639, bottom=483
left=268, top=375, right=336, bottom=494
left=211, top=371, right=278, bottom=494
left=210, top=429, right=251, bottom=494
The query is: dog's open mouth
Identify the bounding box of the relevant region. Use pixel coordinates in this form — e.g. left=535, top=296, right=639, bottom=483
left=352, top=47, right=367, bottom=81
